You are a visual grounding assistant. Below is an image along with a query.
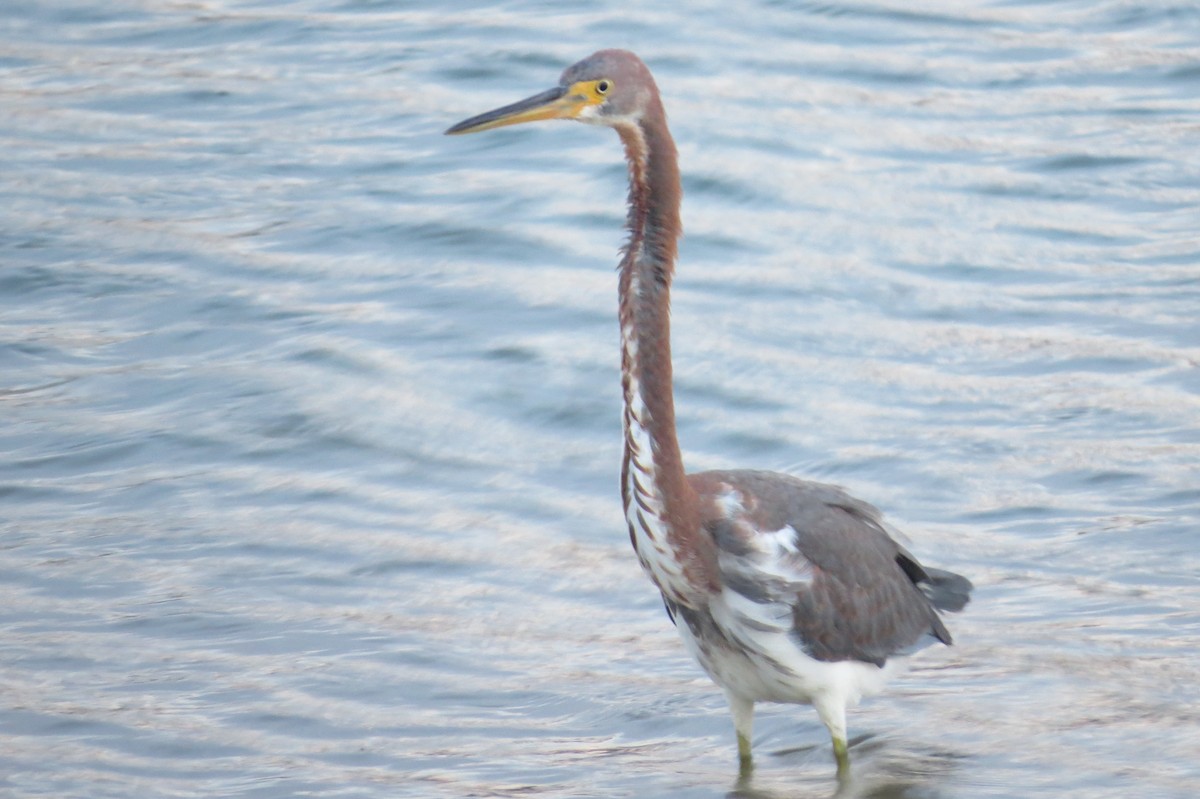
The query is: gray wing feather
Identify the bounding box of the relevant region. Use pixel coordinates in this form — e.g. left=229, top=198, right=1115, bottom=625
left=697, top=470, right=970, bottom=667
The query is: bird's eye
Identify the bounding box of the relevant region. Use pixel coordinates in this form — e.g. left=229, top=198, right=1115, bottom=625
left=596, top=80, right=610, bottom=95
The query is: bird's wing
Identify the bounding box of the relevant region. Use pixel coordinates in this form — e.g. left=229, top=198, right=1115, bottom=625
left=688, top=469, right=953, bottom=667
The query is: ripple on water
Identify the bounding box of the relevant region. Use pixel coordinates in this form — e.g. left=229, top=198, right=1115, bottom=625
left=1, top=2, right=1199, bottom=798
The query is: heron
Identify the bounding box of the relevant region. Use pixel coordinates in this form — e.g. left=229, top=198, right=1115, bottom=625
left=446, top=49, right=971, bottom=777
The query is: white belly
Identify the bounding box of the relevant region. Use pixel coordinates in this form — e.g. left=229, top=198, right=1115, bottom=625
left=673, top=590, right=895, bottom=709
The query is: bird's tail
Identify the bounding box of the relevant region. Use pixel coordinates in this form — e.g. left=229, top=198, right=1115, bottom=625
left=919, top=568, right=973, bottom=613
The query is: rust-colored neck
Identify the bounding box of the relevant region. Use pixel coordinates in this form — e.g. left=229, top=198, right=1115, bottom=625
left=616, top=102, right=719, bottom=603
left=617, top=110, right=683, bottom=472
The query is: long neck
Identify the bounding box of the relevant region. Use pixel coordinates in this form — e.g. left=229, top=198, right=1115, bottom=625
left=616, top=107, right=718, bottom=605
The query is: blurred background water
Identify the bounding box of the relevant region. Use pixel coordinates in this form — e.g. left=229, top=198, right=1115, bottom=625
left=2, top=1, right=1199, bottom=797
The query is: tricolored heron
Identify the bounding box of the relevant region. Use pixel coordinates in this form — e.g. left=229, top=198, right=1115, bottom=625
left=446, top=49, right=971, bottom=777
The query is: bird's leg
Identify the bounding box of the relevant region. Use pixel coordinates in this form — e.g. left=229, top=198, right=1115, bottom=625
left=832, top=735, right=850, bottom=779
left=737, top=730, right=753, bottom=773
left=813, top=696, right=851, bottom=777
left=726, top=693, right=755, bottom=773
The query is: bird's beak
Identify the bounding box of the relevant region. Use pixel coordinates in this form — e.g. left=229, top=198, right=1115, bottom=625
left=445, top=85, right=583, bottom=135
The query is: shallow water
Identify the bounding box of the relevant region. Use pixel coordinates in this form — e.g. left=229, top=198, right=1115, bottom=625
left=2, top=1, right=1199, bottom=797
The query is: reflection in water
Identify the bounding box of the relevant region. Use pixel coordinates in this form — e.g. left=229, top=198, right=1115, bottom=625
left=1, top=1, right=1198, bottom=798
left=727, top=731, right=965, bottom=799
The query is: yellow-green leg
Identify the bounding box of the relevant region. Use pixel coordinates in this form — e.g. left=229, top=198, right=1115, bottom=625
left=729, top=729, right=748, bottom=767
left=815, top=695, right=851, bottom=778
left=727, top=693, right=755, bottom=774
left=832, top=734, right=850, bottom=779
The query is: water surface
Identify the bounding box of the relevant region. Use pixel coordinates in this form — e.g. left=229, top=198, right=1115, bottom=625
left=2, top=2, right=1199, bottom=797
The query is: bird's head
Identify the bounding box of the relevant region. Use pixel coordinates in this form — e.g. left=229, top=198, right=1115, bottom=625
left=445, top=49, right=657, bottom=135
